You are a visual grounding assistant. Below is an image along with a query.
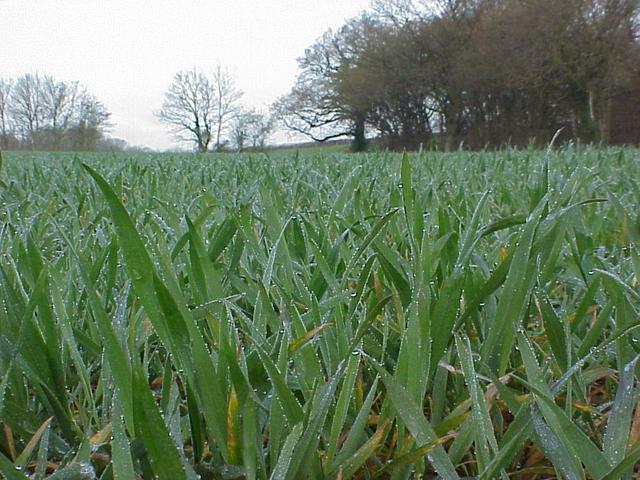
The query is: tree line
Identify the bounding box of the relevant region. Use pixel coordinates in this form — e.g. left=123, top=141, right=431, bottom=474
left=0, top=68, right=273, bottom=153
left=5, top=0, right=638, bottom=154
left=0, top=74, right=114, bottom=151
left=275, top=0, right=640, bottom=151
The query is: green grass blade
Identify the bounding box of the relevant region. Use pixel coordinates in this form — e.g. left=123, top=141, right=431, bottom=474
left=132, top=365, right=186, bottom=480
left=603, top=355, right=640, bottom=466
left=269, top=423, right=303, bottom=480
left=481, top=197, right=547, bottom=373
left=0, top=452, right=28, bottom=480
left=111, top=391, right=135, bottom=480
left=326, top=353, right=360, bottom=465
left=530, top=407, right=584, bottom=480
left=370, top=359, right=460, bottom=478
left=455, top=333, right=500, bottom=473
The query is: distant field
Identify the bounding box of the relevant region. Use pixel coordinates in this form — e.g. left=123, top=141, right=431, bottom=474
left=1, top=148, right=639, bottom=479
left=267, top=141, right=351, bottom=155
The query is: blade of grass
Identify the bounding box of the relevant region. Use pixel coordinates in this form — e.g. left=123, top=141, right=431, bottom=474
left=603, top=355, right=640, bottom=466
left=370, top=359, right=460, bottom=478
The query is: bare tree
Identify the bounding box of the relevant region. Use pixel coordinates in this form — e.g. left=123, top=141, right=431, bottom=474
left=230, top=111, right=250, bottom=152
left=0, top=78, right=14, bottom=150
left=11, top=74, right=44, bottom=149
left=211, top=65, right=243, bottom=151
left=69, top=91, right=111, bottom=151
left=157, top=66, right=243, bottom=152
left=157, top=69, right=214, bottom=152
left=1, top=73, right=111, bottom=151
left=231, top=109, right=273, bottom=151
left=273, top=18, right=376, bottom=151
left=41, top=76, right=80, bottom=150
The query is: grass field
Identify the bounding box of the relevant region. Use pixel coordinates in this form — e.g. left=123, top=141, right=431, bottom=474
left=267, top=141, right=351, bottom=155
left=0, top=147, right=639, bottom=479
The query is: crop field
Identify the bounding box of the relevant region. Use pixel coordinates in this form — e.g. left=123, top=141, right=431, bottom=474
left=0, top=148, right=639, bottom=479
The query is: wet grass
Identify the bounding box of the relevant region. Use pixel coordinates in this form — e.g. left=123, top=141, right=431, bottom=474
left=0, top=147, right=639, bottom=479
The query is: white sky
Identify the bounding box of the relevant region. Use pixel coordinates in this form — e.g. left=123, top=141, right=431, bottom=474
left=0, top=0, right=371, bottom=150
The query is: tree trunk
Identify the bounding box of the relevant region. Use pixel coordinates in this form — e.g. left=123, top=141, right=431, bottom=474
left=569, top=84, right=597, bottom=143
left=445, top=115, right=458, bottom=152
left=444, top=95, right=462, bottom=152
left=350, top=115, right=367, bottom=152
left=601, top=95, right=612, bottom=144
left=215, top=120, right=222, bottom=151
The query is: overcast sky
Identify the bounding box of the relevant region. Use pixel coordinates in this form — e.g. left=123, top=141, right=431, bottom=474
left=0, top=0, right=370, bottom=149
